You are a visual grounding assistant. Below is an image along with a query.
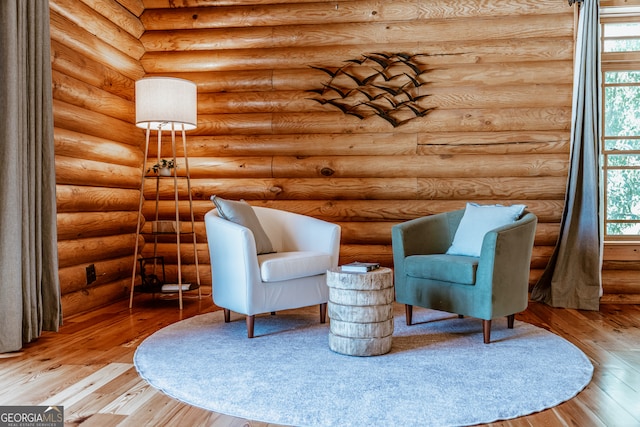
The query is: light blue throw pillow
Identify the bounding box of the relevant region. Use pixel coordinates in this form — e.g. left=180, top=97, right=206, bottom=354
left=446, top=203, right=526, bottom=257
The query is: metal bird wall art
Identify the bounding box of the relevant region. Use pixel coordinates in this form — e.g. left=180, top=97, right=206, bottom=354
left=307, top=52, right=435, bottom=127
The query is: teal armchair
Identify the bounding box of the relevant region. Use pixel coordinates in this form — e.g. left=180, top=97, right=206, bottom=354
left=392, top=209, right=537, bottom=343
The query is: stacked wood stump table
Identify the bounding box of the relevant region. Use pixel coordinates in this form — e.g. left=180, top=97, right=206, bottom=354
left=326, top=267, right=394, bottom=356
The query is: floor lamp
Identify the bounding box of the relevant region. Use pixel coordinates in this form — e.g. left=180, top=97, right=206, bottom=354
left=130, top=77, right=201, bottom=310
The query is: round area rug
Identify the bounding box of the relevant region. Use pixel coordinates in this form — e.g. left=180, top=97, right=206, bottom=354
left=134, top=305, right=593, bottom=427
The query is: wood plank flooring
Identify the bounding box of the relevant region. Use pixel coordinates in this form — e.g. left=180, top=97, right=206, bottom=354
left=0, top=291, right=638, bottom=427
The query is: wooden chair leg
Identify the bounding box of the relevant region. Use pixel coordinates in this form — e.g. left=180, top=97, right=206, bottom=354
left=246, top=315, right=255, bottom=338
left=507, top=314, right=515, bottom=329
left=405, top=304, right=413, bottom=326
left=320, top=302, right=327, bottom=324
left=483, top=319, right=492, bottom=344
left=223, top=308, right=231, bottom=323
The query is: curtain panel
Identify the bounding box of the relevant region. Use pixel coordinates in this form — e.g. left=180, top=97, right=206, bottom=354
left=531, top=0, right=602, bottom=310
left=0, top=0, right=61, bottom=353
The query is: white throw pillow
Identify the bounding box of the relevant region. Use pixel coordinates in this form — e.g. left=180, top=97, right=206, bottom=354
left=446, top=203, right=526, bottom=257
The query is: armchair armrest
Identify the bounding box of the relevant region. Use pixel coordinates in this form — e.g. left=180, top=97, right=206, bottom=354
left=476, top=213, right=538, bottom=314
left=391, top=210, right=461, bottom=260
left=204, top=210, right=263, bottom=313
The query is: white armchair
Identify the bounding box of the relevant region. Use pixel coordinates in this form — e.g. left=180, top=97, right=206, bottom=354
left=204, top=205, right=341, bottom=338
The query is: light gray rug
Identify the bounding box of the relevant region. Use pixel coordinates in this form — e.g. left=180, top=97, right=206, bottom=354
left=134, top=304, right=593, bottom=427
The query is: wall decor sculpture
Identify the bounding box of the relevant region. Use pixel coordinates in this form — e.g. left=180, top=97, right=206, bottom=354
left=307, top=52, right=434, bottom=127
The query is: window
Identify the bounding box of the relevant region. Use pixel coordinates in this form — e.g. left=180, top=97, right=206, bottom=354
left=601, top=7, right=640, bottom=239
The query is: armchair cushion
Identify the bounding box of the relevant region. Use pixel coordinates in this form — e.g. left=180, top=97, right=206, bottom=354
left=446, top=203, right=526, bottom=257
left=405, top=254, right=478, bottom=285
left=259, top=251, right=332, bottom=282
left=211, top=195, right=275, bottom=255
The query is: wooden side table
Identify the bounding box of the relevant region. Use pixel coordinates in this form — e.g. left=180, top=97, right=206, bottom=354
left=326, top=267, right=394, bottom=356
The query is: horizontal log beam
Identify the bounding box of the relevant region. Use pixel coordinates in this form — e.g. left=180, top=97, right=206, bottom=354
left=269, top=154, right=568, bottom=178
left=250, top=199, right=565, bottom=223
left=145, top=154, right=567, bottom=179
left=58, top=234, right=140, bottom=268
left=196, top=85, right=571, bottom=115
left=600, top=294, right=640, bottom=304
left=147, top=61, right=573, bottom=93
left=54, top=128, right=143, bottom=168
left=338, top=244, right=393, bottom=267
left=52, top=70, right=135, bottom=122
left=81, top=0, right=145, bottom=36
left=50, top=9, right=144, bottom=80
left=141, top=0, right=567, bottom=29
left=144, top=199, right=564, bottom=223
left=140, top=38, right=572, bottom=73
left=113, top=0, right=144, bottom=17
left=417, top=177, right=566, bottom=200
left=418, top=131, right=570, bottom=155
left=604, top=244, right=640, bottom=261
left=61, top=278, right=130, bottom=317
left=149, top=177, right=420, bottom=200
left=191, top=107, right=571, bottom=136
left=141, top=222, right=207, bottom=242
left=144, top=178, right=566, bottom=206
left=161, top=133, right=418, bottom=157
left=56, top=185, right=140, bottom=213
left=53, top=99, right=142, bottom=146
left=50, top=0, right=145, bottom=59
left=142, top=15, right=572, bottom=52
left=57, top=211, right=139, bottom=240
left=142, top=1, right=420, bottom=30
left=51, top=39, right=135, bottom=101
left=58, top=255, right=134, bottom=295
left=602, top=270, right=640, bottom=294
left=146, top=264, right=212, bottom=289
left=56, top=155, right=141, bottom=189
left=140, top=243, right=210, bottom=264
left=153, top=132, right=569, bottom=158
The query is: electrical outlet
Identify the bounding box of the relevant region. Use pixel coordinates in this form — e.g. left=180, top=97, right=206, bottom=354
left=86, top=264, right=96, bottom=285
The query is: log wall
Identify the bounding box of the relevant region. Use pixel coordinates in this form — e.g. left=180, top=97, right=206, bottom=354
left=50, top=0, right=640, bottom=316
left=138, top=0, right=574, bottom=295
left=50, top=0, right=146, bottom=316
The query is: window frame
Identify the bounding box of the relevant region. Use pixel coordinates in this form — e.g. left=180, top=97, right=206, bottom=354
left=601, top=6, right=640, bottom=241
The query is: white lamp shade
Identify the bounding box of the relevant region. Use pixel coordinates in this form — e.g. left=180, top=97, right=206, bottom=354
left=135, top=77, right=197, bottom=130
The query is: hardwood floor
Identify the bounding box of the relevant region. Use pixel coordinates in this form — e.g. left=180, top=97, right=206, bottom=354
left=1, top=291, right=638, bottom=427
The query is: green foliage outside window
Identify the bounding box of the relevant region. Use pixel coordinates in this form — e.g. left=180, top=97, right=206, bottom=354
left=604, top=70, right=640, bottom=236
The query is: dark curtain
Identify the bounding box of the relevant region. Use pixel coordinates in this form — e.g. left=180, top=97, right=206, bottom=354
left=531, top=0, right=602, bottom=310
left=0, top=0, right=61, bottom=353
